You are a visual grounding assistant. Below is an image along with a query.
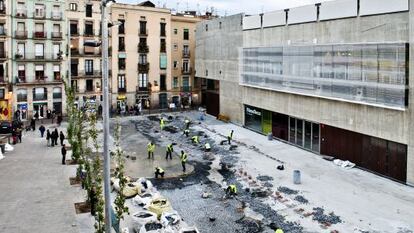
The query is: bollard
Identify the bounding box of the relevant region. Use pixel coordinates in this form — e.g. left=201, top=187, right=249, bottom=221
left=293, top=170, right=301, bottom=184
left=267, top=132, right=273, bottom=141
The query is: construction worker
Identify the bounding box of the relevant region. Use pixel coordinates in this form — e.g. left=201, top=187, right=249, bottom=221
left=226, top=184, right=237, bottom=197
left=147, top=141, right=155, bottom=159
left=204, top=142, right=211, bottom=152
left=180, top=150, right=188, bottom=172
left=183, top=129, right=190, bottom=137
left=154, top=166, right=165, bottom=178
left=165, top=143, right=174, bottom=160
left=184, top=118, right=190, bottom=129
left=227, top=130, right=234, bottom=144
left=191, top=135, right=199, bottom=144
left=275, top=228, right=284, bottom=233
left=160, top=117, right=165, bottom=130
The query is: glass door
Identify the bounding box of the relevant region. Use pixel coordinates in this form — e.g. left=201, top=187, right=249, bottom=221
left=296, top=119, right=303, bottom=147
left=304, top=121, right=312, bottom=149
left=289, top=117, right=296, bottom=143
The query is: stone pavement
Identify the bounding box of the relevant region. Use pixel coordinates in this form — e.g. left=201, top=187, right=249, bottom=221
left=0, top=123, right=86, bottom=233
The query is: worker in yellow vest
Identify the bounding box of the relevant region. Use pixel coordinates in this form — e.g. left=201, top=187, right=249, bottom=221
left=154, top=166, right=164, bottom=178
left=191, top=135, right=199, bottom=144
left=226, top=184, right=237, bottom=198
left=227, top=130, right=234, bottom=144
left=160, top=117, right=165, bottom=130
left=147, top=141, right=155, bottom=159
left=275, top=228, right=284, bottom=233
left=165, top=143, right=174, bottom=160
left=180, top=150, right=188, bottom=172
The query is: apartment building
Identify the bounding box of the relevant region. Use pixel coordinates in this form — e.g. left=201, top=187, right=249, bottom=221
left=196, top=0, right=414, bottom=185
left=10, top=0, right=66, bottom=120
left=171, top=14, right=202, bottom=108
left=0, top=0, right=10, bottom=120
left=67, top=0, right=104, bottom=107
left=109, top=2, right=172, bottom=111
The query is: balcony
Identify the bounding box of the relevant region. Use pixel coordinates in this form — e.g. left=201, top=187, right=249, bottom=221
left=71, top=48, right=79, bottom=55
left=51, top=31, right=62, bottom=39
left=14, top=53, right=63, bottom=61
left=72, top=70, right=102, bottom=77
left=118, top=88, right=126, bottom=93
left=15, top=30, right=28, bottom=39
left=136, top=86, right=149, bottom=93
left=33, top=12, right=46, bottom=19
left=181, top=86, right=192, bottom=92
left=138, top=43, right=149, bottom=53
left=15, top=76, right=26, bottom=84
left=139, top=29, right=148, bottom=36
left=182, top=50, right=191, bottom=58
left=16, top=9, right=27, bottom=18
left=33, top=31, right=47, bottom=39
left=138, top=63, right=150, bottom=73
left=51, top=11, right=62, bottom=20
left=181, top=67, right=192, bottom=75
left=84, top=30, right=95, bottom=37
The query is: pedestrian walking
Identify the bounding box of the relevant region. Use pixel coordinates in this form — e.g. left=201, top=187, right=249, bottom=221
left=46, top=129, right=51, bottom=147
left=227, top=130, right=234, bottom=145
left=57, top=114, right=62, bottom=126
left=61, top=144, right=67, bottom=165
left=180, top=150, right=188, bottom=172
left=160, top=117, right=165, bottom=130
left=16, top=126, right=22, bottom=143
left=165, top=143, right=174, bottom=160
left=30, top=118, right=36, bottom=131
left=54, top=128, right=59, bottom=146
left=147, top=141, right=155, bottom=159
left=39, top=125, right=46, bottom=138
left=59, top=131, right=65, bottom=146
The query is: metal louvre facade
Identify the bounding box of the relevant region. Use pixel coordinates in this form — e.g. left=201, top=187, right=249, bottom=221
left=240, top=43, right=408, bottom=109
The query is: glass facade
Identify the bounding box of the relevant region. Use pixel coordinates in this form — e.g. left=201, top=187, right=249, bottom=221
left=245, top=105, right=262, bottom=133
left=241, top=43, right=408, bottom=108
left=288, top=117, right=320, bottom=153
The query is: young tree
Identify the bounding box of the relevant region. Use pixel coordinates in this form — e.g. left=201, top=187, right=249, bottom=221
left=113, top=120, right=129, bottom=231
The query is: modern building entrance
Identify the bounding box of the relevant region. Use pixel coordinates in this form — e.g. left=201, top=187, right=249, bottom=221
left=288, top=117, right=320, bottom=153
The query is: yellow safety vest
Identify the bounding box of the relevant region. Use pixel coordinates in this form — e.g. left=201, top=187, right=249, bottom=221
left=147, top=143, right=155, bottom=152
left=275, top=229, right=284, bottom=233
left=160, top=119, right=165, bottom=127
left=180, top=152, right=188, bottom=162
left=166, top=144, right=173, bottom=152
left=155, top=167, right=164, bottom=173
left=192, top=136, right=199, bottom=143
left=229, top=185, right=237, bottom=194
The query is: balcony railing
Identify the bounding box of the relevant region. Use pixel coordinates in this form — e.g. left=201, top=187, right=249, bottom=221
left=183, top=50, right=191, bottom=58
left=181, top=86, right=192, bottom=92
left=51, top=31, right=62, bottom=39
left=33, top=31, right=47, bottom=39
left=136, top=86, right=149, bottom=93
left=51, top=11, right=62, bottom=20
left=15, top=76, right=26, bottom=83
left=16, top=9, right=27, bottom=18
left=14, top=53, right=63, bottom=61
left=138, top=63, right=150, bottom=73
left=33, top=12, right=46, bottom=19
left=72, top=70, right=102, bottom=77
left=118, top=88, right=126, bottom=93
left=139, top=29, right=148, bottom=36
left=181, top=67, right=192, bottom=75
left=15, top=30, right=28, bottom=39
left=138, top=43, right=149, bottom=53
left=33, top=93, right=48, bottom=101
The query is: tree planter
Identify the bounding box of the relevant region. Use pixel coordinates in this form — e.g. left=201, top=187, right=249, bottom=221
left=74, top=202, right=91, bottom=214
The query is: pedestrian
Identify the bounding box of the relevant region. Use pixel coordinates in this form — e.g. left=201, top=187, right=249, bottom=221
left=46, top=129, right=51, bottom=147
left=147, top=141, right=155, bottom=159
left=191, top=135, right=199, bottom=144
left=165, top=143, right=174, bottom=160
left=54, top=128, right=59, bottom=146
left=98, top=104, right=103, bottom=117
left=30, top=118, right=36, bottom=131
left=180, top=150, right=188, bottom=172
left=47, top=109, right=51, bottom=119
left=227, top=130, right=234, bottom=145
left=61, top=144, right=67, bottom=165
left=34, top=111, right=39, bottom=120
left=16, top=126, right=22, bottom=143
left=225, top=184, right=237, bottom=198
left=183, top=129, right=190, bottom=137
left=185, top=118, right=190, bottom=129
left=60, top=131, right=65, bottom=146
left=160, top=117, right=165, bottom=130
left=57, top=114, right=62, bottom=126
left=39, top=125, right=46, bottom=138
left=154, top=166, right=165, bottom=178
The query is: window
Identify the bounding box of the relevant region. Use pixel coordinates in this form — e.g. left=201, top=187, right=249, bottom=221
left=182, top=59, right=189, bottom=72
left=173, top=77, right=178, bottom=88
left=118, top=19, right=125, bottom=34
left=86, top=4, right=92, bottom=17
left=53, top=44, right=61, bottom=59
left=53, top=65, right=61, bottom=80
left=34, top=23, right=44, bottom=37
left=173, top=61, right=178, bottom=69
left=70, top=21, right=78, bottom=35
left=53, top=87, right=62, bottom=99
left=118, top=58, right=126, bottom=70
left=69, top=3, right=77, bottom=11
left=34, top=4, right=45, bottom=18
left=160, top=39, right=166, bottom=53
left=183, top=29, right=189, bottom=40
left=183, top=45, right=189, bottom=55
left=35, top=44, right=44, bottom=58
left=139, top=73, right=148, bottom=88
left=118, top=75, right=126, bottom=91
left=139, top=54, right=147, bottom=64
left=35, top=65, right=44, bottom=80
left=18, top=65, right=25, bottom=81
left=160, top=75, right=166, bottom=91
left=182, top=76, right=189, bottom=87
left=85, top=60, right=93, bottom=75
left=84, top=21, right=94, bottom=36
left=0, top=24, right=5, bottom=35
left=17, top=43, right=25, bottom=58
left=119, top=37, right=125, bottom=51
left=17, top=89, right=27, bottom=102
left=160, top=23, right=166, bottom=37
left=174, top=29, right=178, bottom=35
left=140, top=21, right=147, bottom=35
left=86, top=79, right=93, bottom=91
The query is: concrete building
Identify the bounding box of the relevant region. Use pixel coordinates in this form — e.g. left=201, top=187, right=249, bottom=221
left=171, top=14, right=202, bottom=108
left=110, top=2, right=172, bottom=111
left=10, top=0, right=67, bottom=120
left=0, top=0, right=11, bottom=121
left=67, top=0, right=104, bottom=108
left=196, top=0, right=414, bottom=185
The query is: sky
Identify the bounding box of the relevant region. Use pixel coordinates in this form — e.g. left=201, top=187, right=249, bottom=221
left=117, top=0, right=335, bottom=16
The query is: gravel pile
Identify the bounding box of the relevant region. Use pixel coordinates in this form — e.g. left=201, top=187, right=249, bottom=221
left=312, top=207, right=342, bottom=225
left=294, top=195, right=309, bottom=204
left=144, top=222, right=162, bottom=231
left=257, top=175, right=273, bottom=182
left=277, top=186, right=299, bottom=195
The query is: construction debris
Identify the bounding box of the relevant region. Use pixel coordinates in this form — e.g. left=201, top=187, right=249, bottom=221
left=277, top=186, right=299, bottom=195
left=312, top=207, right=342, bottom=225
left=294, top=195, right=309, bottom=204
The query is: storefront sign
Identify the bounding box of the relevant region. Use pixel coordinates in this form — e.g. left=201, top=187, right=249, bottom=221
left=246, top=106, right=261, bottom=116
